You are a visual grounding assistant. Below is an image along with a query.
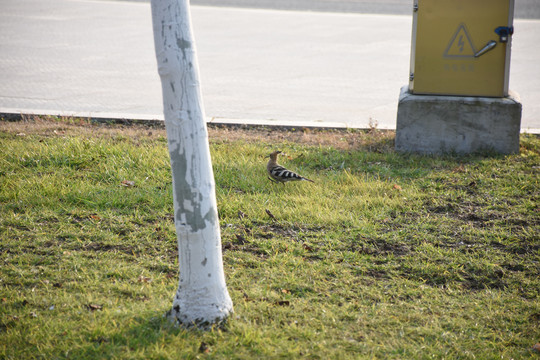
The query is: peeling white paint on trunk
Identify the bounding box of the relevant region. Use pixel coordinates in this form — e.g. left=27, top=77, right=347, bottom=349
left=150, top=0, right=233, bottom=327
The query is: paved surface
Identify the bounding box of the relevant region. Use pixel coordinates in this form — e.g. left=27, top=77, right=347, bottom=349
left=123, top=0, right=540, bottom=19
left=1, top=0, right=539, bottom=132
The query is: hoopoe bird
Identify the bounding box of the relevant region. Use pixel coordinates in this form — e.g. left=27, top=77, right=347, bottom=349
left=267, top=150, right=314, bottom=184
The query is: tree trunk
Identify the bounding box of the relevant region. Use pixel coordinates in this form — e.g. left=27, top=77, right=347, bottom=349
left=150, top=0, right=233, bottom=327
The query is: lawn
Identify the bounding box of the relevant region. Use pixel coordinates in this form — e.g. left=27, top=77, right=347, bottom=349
left=1, top=117, right=539, bottom=359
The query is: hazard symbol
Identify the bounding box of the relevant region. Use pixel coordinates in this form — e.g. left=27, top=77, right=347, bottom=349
left=443, top=23, right=476, bottom=58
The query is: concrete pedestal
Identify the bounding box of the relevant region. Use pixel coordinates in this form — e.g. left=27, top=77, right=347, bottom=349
left=395, top=86, right=522, bottom=154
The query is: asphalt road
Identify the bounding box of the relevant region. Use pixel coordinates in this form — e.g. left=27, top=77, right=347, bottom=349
left=115, top=0, right=540, bottom=19
left=2, top=0, right=538, bottom=132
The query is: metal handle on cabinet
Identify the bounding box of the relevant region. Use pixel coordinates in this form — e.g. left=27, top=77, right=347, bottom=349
left=474, top=40, right=497, bottom=57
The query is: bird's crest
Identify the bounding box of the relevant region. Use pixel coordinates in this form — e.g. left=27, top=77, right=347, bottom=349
left=268, top=150, right=282, bottom=160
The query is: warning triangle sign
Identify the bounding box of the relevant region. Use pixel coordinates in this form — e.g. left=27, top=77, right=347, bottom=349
left=444, top=23, right=476, bottom=58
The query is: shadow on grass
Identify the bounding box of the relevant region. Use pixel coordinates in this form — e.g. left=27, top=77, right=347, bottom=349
left=298, top=143, right=512, bottom=183
left=58, top=310, right=208, bottom=359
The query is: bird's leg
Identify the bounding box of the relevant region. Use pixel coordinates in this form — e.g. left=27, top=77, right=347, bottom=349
left=268, top=177, right=279, bottom=184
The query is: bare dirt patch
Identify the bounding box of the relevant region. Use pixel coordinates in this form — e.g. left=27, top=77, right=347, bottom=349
left=1, top=115, right=395, bottom=151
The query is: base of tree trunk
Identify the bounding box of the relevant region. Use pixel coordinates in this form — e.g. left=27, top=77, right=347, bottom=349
left=166, top=299, right=233, bottom=329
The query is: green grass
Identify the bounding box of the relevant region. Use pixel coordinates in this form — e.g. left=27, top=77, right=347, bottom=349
left=1, top=118, right=539, bottom=359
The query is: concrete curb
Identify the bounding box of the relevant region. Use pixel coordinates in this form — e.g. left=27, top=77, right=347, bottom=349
left=0, top=108, right=388, bottom=131
left=2, top=109, right=538, bottom=134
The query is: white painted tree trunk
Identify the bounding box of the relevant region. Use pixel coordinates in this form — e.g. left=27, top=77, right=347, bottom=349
left=150, top=0, right=233, bottom=327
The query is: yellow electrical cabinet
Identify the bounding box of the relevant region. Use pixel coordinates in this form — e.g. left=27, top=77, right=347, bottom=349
left=409, top=0, right=514, bottom=97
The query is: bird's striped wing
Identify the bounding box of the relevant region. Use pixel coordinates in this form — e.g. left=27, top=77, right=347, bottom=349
left=269, top=165, right=303, bottom=182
